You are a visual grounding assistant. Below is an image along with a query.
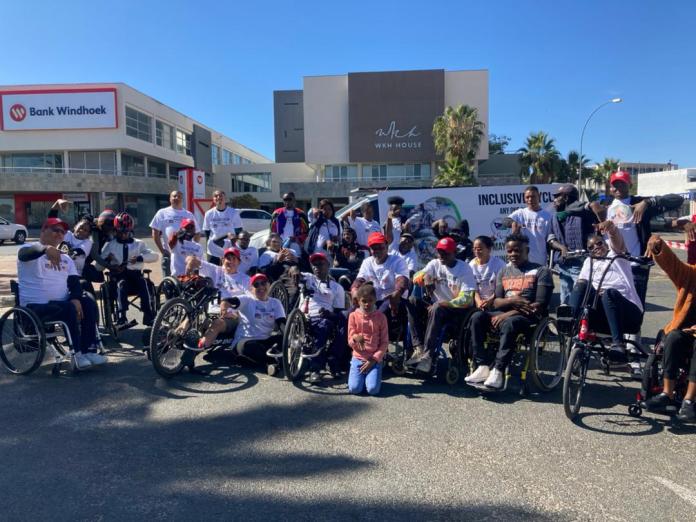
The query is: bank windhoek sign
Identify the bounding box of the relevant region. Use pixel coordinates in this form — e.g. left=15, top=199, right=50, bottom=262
left=0, top=88, right=117, bottom=130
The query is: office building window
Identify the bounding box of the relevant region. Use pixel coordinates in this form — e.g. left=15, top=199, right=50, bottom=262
left=363, top=163, right=430, bottom=181
left=325, top=164, right=358, bottom=181
left=0, top=153, right=63, bottom=172
left=231, top=172, right=271, bottom=193
left=156, top=120, right=175, bottom=150
left=122, top=154, right=145, bottom=177
left=233, top=153, right=242, bottom=164
left=126, top=106, right=152, bottom=142
left=176, top=129, right=192, bottom=156
left=68, top=151, right=116, bottom=175
left=211, top=144, right=221, bottom=165
left=242, top=157, right=252, bottom=165
left=148, top=160, right=167, bottom=178
left=222, top=149, right=233, bottom=165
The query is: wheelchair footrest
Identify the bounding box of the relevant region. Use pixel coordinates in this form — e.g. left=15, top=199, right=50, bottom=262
left=300, top=348, right=323, bottom=360
left=266, top=349, right=282, bottom=359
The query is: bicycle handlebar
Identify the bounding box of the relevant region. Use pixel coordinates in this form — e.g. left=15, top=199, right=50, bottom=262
left=560, top=250, right=654, bottom=267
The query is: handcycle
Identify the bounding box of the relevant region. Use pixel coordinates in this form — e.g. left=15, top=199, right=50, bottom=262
left=99, top=268, right=157, bottom=339
left=0, top=280, right=104, bottom=376
left=561, top=252, right=654, bottom=421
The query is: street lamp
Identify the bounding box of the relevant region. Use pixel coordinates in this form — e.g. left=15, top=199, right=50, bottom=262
left=578, top=97, right=622, bottom=196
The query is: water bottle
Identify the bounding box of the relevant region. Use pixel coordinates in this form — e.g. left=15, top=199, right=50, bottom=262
left=283, top=237, right=292, bottom=249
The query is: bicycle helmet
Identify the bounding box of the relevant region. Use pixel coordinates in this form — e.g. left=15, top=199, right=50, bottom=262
left=97, top=209, right=116, bottom=228
left=114, top=212, right=134, bottom=233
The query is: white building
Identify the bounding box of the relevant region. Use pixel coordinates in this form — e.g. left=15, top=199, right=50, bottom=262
left=637, top=168, right=696, bottom=214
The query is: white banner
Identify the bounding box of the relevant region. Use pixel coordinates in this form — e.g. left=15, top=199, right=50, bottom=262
left=378, top=184, right=559, bottom=262
left=1, top=88, right=117, bottom=130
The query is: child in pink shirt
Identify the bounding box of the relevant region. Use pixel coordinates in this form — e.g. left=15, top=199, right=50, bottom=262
left=347, top=283, right=388, bottom=395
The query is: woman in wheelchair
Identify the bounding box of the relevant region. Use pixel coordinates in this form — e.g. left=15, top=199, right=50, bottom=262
left=99, top=212, right=159, bottom=328
left=407, top=237, right=477, bottom=373
left=568, top=220, right=643, bottom=364
left=298, top=252, right=347, bottom=384
left=643, top=234, right=696, bottom=422
left=334, top=227, right=367, bottom=274
left=258, top=233, right=299, bottom=281
left=465, top=233, right=554, bottom=389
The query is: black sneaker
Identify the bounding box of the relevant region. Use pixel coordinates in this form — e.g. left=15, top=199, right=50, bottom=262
left=644, top=392, right=679, bottom=414
left=676, top=400, right=696, bottom=423
left=608, top=343, right=628, bottom=363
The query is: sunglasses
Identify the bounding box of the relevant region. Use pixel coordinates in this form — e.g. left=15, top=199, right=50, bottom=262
left=283, top=198, right=294, bottom=202
left=589, top=240, right=605, bottom=250
left=252, top=281, right=268, bottom=288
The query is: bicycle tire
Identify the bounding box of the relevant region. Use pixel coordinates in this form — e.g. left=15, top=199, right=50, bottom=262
left=530, top=317, right=566, bottom=392
left=0, top=307, right=46, bottom=375
left=282, top=309, right=306, bottom=381
left=270, top=280, right=291, bottom=315
left=562, top=344, right=589, bottom=420
left=150, top=298, right=192, bottom=378
left=100, top=283, right=119, bottom=340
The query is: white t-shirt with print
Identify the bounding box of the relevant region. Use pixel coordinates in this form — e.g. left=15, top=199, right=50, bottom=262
left=17, top=243, right=78, bottom=306
left=238, top=246, right=259, bottom=275
left=281, top=209, right=295, bottom=241
left=298, top=272, right=345, bottom=318
left=508, top=207, right=552, bottom=266
left=389, top=217, right=403, bottom=250
left=357, top=254, right=409, bottom=302
left=232, top=295, right=286, bottom=347
left=469, top=256, right=507, bottom=300
left=197, top=260, right=250, bottom=300
left=203, top=206, right=242, bottom=241
left=316, top=220, right=339, bottom=252
left=170, top=239, right=203, bottom=276
left=348, top=216, right=381, bottom=247
left=607, top=198, right=641, bottom=257
left=206, top=237, right=233, bottom=260
left=578, top=251, right=643, bottom=312
left=389, top=248, right=420, bottom=273
left=421, top=258, right=477, bottom=302
left=64, top=231, right=93, bottom=275
left=149, top=206, right=198, bottom=252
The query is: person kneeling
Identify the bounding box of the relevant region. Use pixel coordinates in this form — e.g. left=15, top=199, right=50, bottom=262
left=465, top=233, right=553, bottom=389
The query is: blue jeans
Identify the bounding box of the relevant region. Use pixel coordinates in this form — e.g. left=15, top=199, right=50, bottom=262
left=308, top=315, right=348, bottom=372
left=348, top=357, right=382, bottom=395
left=557, top=262, right=582, bottom=305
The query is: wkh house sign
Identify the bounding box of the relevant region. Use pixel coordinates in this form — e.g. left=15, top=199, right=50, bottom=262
left=374, top=121, right=422, bottom=150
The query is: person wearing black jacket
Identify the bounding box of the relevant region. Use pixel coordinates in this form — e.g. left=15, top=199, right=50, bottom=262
left=306, top=199, right=341, bottom=261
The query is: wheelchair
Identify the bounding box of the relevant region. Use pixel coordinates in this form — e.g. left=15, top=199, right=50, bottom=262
left=99, top=268, right=157, bottom=339
left=0, top=280, right=104, bottom=376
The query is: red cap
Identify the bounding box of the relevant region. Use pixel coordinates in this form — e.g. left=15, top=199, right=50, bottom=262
left=180, top=218, right=196, bottom=229
left=42, top=218, right=69, bottom=231
left=436, top=237, right=457, bottom=254
left=309, top=252, right=328, bottom=264
left=367, top=232, right=387, bottom=247
left=223, top=247, right=240, bottom=259
left=250, top=273, right=269, bottom=285
left=609, top=170, right=632, bottom=186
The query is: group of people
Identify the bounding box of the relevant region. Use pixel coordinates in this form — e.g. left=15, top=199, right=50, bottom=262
left=13, top=173, right=696, bottom=421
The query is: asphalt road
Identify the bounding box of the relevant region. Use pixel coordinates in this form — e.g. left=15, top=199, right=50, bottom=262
left=1, top=244, right=695, bottom=521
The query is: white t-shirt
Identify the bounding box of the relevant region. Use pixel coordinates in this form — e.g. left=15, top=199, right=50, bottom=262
left=203, top=206, right=242, bottom=241
left=469, top=256, right=507, bottom=300
left=316, top=220, right=339, bottom=251
left=607, top=198, right=641, bottom=257
left=238, top=246, right=259, bottom=275
left=149, top=206, right=198, bottom=252
left=196, top=260, right=250, bottom=300
left=64, top=231, right=93, bottom=275
left=389, top=217, right=403, bottom=250
left=357, top=254, right=409, bottom=301
left=298, top=272, right=345, bottom=318
left=508, top=207, right=552, bottom=266
left=232, top=295, right=286, bottom=347
left=578, top=251, right=643, bottom=312
left=421, top=258, right=477, bottom=302
left=281, top=209, right=295, bottom=241
left=17, top=243, right=77, bottom=306
left=348, top=216, right=381, bottom=246
left=258, top=249, right=279, bottom=268
left=170, top=239, right=203, bottom=276
left=389, top=248, right=420, bottom=272
left=206, top=237, right=233, bottom=260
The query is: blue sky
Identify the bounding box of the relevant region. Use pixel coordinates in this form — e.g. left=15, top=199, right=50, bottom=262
left=2, top=0, right=694, bottom=166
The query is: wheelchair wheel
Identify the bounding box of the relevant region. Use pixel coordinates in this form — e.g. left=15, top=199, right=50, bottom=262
left=156, top=276, right=182, bottom=307
left=270, top=280, right=291, bottom=314
left=146, top=279, right=158, bottom=314
left=530, top=317, right=566, bottom=392
left=100, top=283, right=119, bottom=340
left=150, top=298, right=192, bottom=377
left=640, top=353, right=662, bottom=403
left=562, top=344, right=589, bottom=420
left=282, top=309, right=307, bottom=381
left=0, top=307, right=47, bottom=375
left=444, top=360, right=460, bottom=385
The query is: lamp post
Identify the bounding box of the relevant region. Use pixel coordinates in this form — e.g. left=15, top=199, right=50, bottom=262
left=578, top=98, right=622, bottom=195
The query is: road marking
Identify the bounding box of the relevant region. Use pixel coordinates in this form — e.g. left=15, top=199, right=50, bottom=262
left=653, top=476, right=696, bottom=508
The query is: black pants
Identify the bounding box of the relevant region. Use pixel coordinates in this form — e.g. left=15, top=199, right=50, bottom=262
left=236, top=334, right=284, bottom=366
left=27, top=295, right=98, bottom=353
left=110, top=270, right=155, bottom=323
left=407, top=295, right=429, bottom=348
left=662, top=329, right=696, bottom=381
left=569, top=283, right=642, bottom=344
left=423, top=304, right=472, bottom=358
left=376, top=298, right=408, bottom=342
left=470, top=311, right=533, bottom=371
left=308, top=315, right=348, bottom=372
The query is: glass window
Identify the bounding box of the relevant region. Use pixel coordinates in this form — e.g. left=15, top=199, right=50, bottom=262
left=362, top=163, right=430, bottom=181
left=126, top=106, right=152, bottom=142
left=211, top=144, right=220, bottom=165
left=176, top=129, right=192, bottom=156
left=68, top=151, right=116, bottom=174
left=148, top=160, right=166, bottom=178
left=325, top=164, right=357, bottom=181
left=231, top=172, right=271, bottom=193
left=156, top=120, right=175, bottom=150
left=3, top=153, right=62, bottom=172
left=122, top=154, right=145, bottom=177
left=0, top=197, right=15, bottom=222
left=233, top=153, right=242, bottom=165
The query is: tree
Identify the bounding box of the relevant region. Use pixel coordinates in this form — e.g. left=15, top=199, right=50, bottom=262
left=518, top=131, right=560, bottom=184
left=592, top=157, right=620, bottom=196
left=566, top=150, right=591, bottom=184
left=488, top=134, right=510, bottom=155
left=231, top=194, right=260, bottom=209
left=432, top=105, right=484, bottom=187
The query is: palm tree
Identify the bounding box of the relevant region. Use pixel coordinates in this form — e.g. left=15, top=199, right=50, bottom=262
left=567, top=150, right=591, bottom=184
left=517, top=131, right=560, bottom=184
left=432, top=105, right=484, bottom=187
left=593, top=157, right=620, bottom=195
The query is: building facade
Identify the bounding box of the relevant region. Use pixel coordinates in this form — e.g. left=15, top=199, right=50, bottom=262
left=637, top=168, right=695, bottom=215
left=0, top=83, right=269, bottom=228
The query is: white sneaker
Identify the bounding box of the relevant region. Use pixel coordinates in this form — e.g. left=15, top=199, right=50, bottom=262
left=484, top=368, right=504, bottom=389
left=85, top=352, right=107, bottom=365
left=74, top=353, right=92, bottom=370
left=405, top=346, right=425, bottom=366
left=465, top=365, right=490, bottom=384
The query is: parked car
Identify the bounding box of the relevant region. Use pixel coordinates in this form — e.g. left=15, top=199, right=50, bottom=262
left=0, top=217, right=28, bottom=244
left=239, top=208, right=272, bottom=234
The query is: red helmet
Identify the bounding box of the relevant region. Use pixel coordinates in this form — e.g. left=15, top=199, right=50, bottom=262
left=114, top=212, right=134, bottom=232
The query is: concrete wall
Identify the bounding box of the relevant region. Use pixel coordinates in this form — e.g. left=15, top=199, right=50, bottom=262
left=274, top=90, right=305, bottom=163
left=215, top=162, right=317, bottom=204
left=0, top=170, right=178, bottom=195
left=444, top=70, right=489, bottom=160
left=637, top=168, right=696, bottom=196
left=304, top=75, right=350, bottom=165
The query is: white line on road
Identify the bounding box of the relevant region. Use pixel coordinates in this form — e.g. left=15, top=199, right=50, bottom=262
left=653, top=476, right=696, bottom=509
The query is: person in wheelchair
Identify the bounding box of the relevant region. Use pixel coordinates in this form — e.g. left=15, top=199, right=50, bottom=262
left=351, top=232, right=410, bottom=343
left=258, top=232, right=299, bottom=281
left=334, top=227, right=367, bottom=274
left=643, top=234, right=696, bottom=422
left=183, top=248, right=251, bottom=352
left=298, top=252, right=347, bottom=384
left=465, top=233, right=554, bottom=389
left=407, top=237, right=477, bottom=373
left=17, top=217, right=104, bottom=369
left=568, top=220, right=644, bottom=363
left=99, top=212, right=159, bottom=328
left=235, top=230, right=259, bottom=275
left=389, top=233, right=420, bottom=273
left=169, top=218, right=204, bottom=277
left=64, top=218, right=94, bottom=277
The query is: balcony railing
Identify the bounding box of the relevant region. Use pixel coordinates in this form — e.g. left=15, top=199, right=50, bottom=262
left=0, top=166, right=172, bottom=178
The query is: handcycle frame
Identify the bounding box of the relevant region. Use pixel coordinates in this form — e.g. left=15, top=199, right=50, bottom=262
left=99, top=268, right=157, bottom=340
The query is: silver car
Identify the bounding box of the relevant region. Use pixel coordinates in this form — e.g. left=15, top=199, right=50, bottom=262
left=239, top=208, right=273, bottom=234
left=0, top=217, right=28, bottom=244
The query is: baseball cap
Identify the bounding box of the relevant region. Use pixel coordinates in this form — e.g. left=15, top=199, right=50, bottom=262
left=367, top=232, right=387, bottom=247
left=309, top=252, right=328, bottom=264
left=42, top=217, right=69, bottom=231
left=180, top=218, right=196, bottom=229
left=400, top=233, right=415, bottom=242
left=436, top=237, right=457, bottom=254
left=553, top=184, right=579, bottom=198
left=223, top=247, right=240, bottom=259
left=609, top=170, right=632, bottom=186
left=250, top=273, right=269, bottom=286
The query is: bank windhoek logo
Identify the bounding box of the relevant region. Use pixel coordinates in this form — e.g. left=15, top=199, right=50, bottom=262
left=9, top=104, right=27, bottom=122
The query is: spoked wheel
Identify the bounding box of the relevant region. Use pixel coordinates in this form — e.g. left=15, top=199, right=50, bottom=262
left=530, top=317, right=567, bottom=392
left=270, top=281, right=291, bottom=314
left=562, top=344, right=589, bottom=420
left=0, top=307, right=46, bottom=375
left=150, top=298, right=192, bottom=377
left=282, top=309, right=307, bottom=381
left=444, top=361, right=460, bottom=385
left=100, top=284, right=119, bottom=340
left=156, top=276, right=181, bottom=308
